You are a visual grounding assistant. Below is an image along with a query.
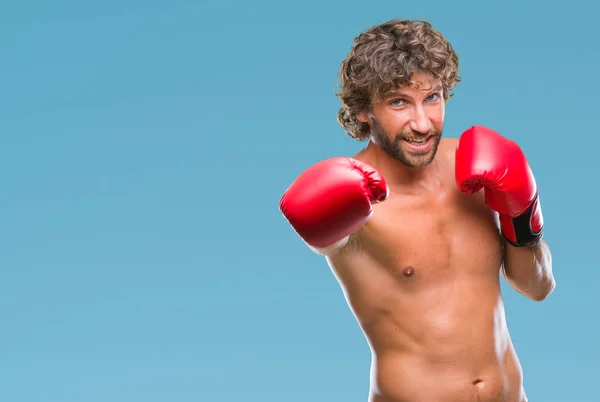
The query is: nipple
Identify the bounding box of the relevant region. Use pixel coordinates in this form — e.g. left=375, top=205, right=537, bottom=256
left=402, top=266, right=415, bottom=277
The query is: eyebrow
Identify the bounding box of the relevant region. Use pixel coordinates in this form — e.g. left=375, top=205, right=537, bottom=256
left=385, top=85, right=443, bottom=99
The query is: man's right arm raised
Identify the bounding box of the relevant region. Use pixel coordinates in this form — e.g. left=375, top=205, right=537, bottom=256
left=279, top=157, right=389, bottom=256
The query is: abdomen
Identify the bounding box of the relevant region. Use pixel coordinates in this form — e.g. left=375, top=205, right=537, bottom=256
left=361, top=280, right=524, bottom=402
left=369, top=338, right=524, bottom=402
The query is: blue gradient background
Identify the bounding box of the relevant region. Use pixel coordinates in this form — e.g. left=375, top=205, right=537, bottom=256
left=2, top=1, right=598, bottom=401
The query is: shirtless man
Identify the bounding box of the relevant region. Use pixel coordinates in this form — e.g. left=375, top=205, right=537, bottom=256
left=279, top=19, right=555, bottom=401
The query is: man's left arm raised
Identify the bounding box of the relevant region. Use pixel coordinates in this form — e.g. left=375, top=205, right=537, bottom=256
left=454, top=125, right=556, bottom=302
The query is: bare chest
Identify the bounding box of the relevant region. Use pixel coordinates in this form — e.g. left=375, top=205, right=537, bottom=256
left=358, top=188, right=503, bottom=285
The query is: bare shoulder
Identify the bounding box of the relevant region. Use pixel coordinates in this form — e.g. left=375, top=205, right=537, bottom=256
left=352, top=147, right=370, bottom=164
left=440, top=137, right=501, bottom=229
left=442, top=136, right=459, bottom=147
left=439, top=136, right=488, bottom=201
left=435, top=137, right=460, bottom=179
left=439, top=137, right=459, bottom=161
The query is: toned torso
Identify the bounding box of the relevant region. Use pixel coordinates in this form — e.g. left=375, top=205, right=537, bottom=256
left=326, top=139, right=527, bottom=402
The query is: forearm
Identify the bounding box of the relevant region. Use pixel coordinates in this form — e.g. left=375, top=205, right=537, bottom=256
left=501, top=238, right=555, bottom=301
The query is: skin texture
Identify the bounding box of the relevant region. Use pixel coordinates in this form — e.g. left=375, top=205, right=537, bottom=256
left=326, top=74, right=533, bottom=401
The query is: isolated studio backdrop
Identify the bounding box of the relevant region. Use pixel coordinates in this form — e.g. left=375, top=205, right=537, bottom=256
left=2, top=0, right=599, bottom=401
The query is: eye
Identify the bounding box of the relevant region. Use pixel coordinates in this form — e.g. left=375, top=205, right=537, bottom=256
left=390, top=99, right=405, bottom=106
left=426, top=93, right=440, bottom=102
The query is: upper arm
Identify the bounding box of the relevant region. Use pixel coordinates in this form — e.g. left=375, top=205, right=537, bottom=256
left=306, top=229, right=365, bottom=257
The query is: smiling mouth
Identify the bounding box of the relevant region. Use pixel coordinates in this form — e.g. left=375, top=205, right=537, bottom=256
left=399, top=135, right=436, bottom=153
left=405, top=138, right=429, bottom=145
left=403, top=135, right=433, bottom=144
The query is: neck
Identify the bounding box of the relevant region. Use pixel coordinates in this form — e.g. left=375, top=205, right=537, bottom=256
left=359, top=140, right=442, bottom=191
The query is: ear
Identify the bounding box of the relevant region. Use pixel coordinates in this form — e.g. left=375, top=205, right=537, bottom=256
left=357, top=112, right=370, bottom=123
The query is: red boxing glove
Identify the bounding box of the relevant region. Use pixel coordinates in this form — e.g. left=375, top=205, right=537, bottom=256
left=280, top=157, right=388, bottom=254
left=455, top=126, right=543, bottom=247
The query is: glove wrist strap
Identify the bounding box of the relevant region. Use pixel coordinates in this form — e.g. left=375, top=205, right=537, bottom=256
left=500, top=194, right=544, bottom=247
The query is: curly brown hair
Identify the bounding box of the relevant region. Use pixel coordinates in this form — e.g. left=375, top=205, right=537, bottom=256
left=336, top=19, right=461, bottom=141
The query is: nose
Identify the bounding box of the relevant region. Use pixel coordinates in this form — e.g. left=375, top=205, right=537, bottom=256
left=409, top=106, right=432, bottom=134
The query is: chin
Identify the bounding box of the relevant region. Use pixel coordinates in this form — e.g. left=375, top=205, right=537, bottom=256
left=395, top=150, right=437, bottom=168
left=405, top=158, right=435, bottom=169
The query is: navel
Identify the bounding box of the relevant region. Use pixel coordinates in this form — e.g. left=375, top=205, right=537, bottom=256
left=402, top=266, right=415, bottom=277
left=472, top=378, right=484, bottom=388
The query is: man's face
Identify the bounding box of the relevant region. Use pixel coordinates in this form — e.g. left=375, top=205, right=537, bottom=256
left=359, top=73, right=446, bottom=168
